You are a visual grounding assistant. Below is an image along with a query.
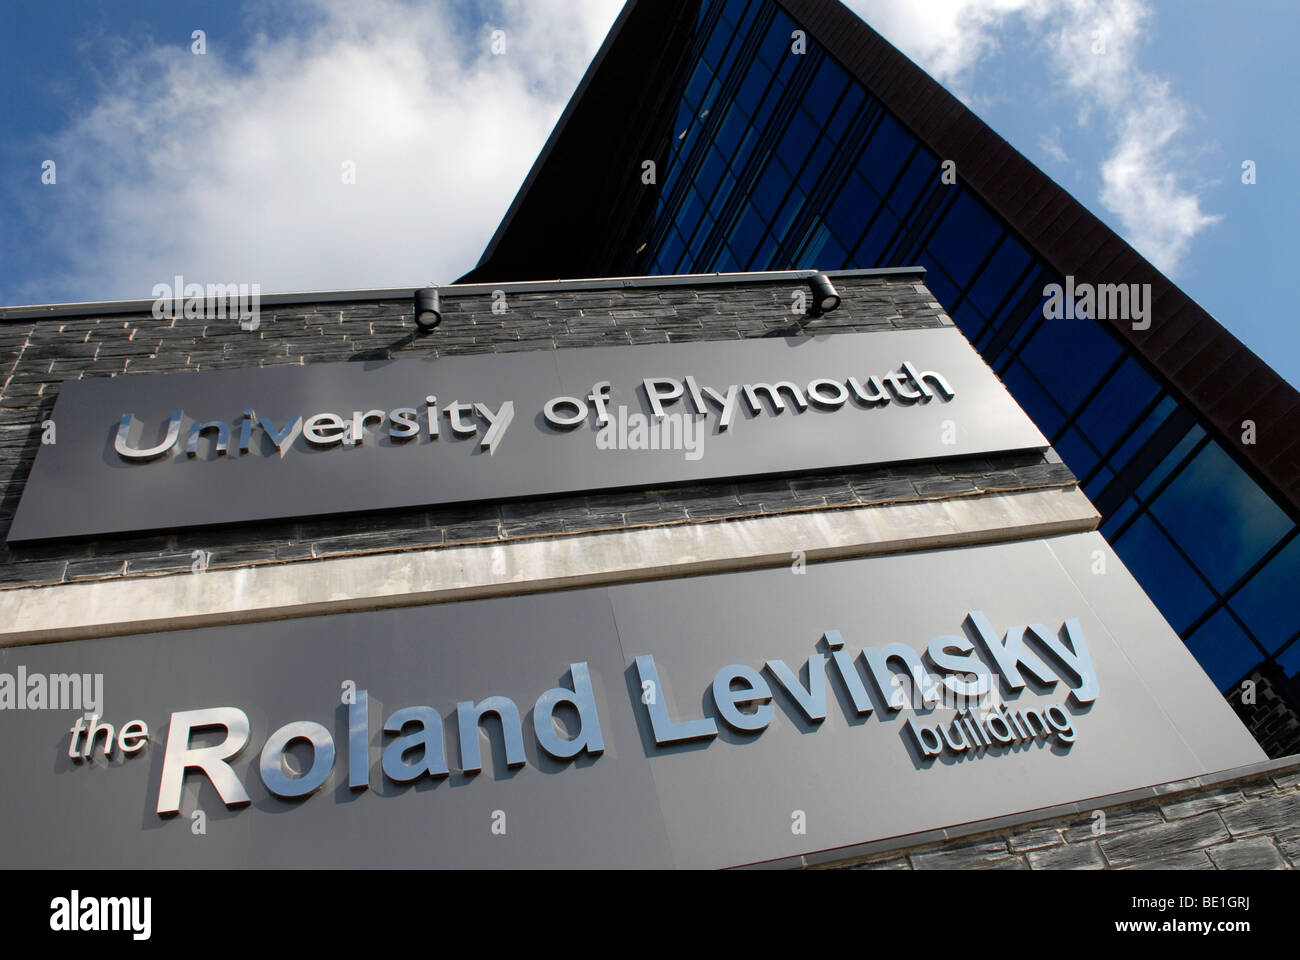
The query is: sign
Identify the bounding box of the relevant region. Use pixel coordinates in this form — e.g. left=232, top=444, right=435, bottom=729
left=8, top=328, right=1046, bottom=542
left=0, top=533, right=1263, bottom=868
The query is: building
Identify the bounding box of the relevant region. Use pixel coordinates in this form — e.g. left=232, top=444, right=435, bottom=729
left=0, top=0, right=1297, bottom=871
left=462, top=0, right=1300, bottom=749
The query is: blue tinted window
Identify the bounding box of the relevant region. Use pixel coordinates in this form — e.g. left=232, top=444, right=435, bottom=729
left=658, top=229, right=686, bottom=274
left=1150, top=442, right=1290, bottom=593
left=859, top=116, right=912, bottom=192
left=805, top=59, right=847, bottom=124
left=1054, top=428, right=1100, bottom=479
left=886, top=152, right=934, bottom=217
left=678, top=187, right=706, bottom=235
left=757, top=16, right=792, bottom=69
left=1002, top=362, right=1066, bottom=437
left=703, top=19, right=733, bottom=71
left=985, top=270, right=1041, bottom=336
left=915, top=254, right=959, bottom=308
left=713, top=171, right=737, bottom=214
left=926, top=192, right=1003, bottom=289
left=715, top=103, right=747, bottom=158
left=798, top=138, right=834, bottom=194
left=1112, top=395, right=1176, bottom=469
left=686, top=211, right=716, bottom=262
left=1228, top=534, right=1300, bottom=652
left=827, top=174, right=881, bottom=249
left=1076, top=357, right=1160, bottom=454
left=732, top=125, right=759, bottom=172
left=752, top=160, right=789, bottom=220
left=685, top=62, right=713, bottom=108
left=826, top=84, right=864, bottom=144
left=773, top=37, right=801, bottom=89
left=853, top=209, right=898, bottom=266
left=659, top=178, right=679, bottom=216
left=673, top=100, right=696, bottom=142
left=750, top=234, right=779, bottom=270
left=968, top=236, right=1032, bottom=317
left=701, top=77, right=723, bottom=115
left=1278, top=641, right=1300, bottom=683
left=696, top=149, right=727, bottom=202
left=736, top=60, right=771, bottom=117
left=777, top=110, right=818, bottom=173
left=1185, top=609, right=1267, bottom=692
left=720, top=0, right=748, bottom=27
left=728, top=204, right=766, bottom=264
left=1137, top=426, right=1203, bottom=500
left=712, top=35, right=744, bottom=87
left=951, top=300, right=987, bottom=341
left=1008, top=309, right=1038, bottom=353
left=797, top=224, right=845, bottom=269
left=1100, top=495, right=1139, bottom=538
left=1017, top=315, right=1121, bottom=415
left=752, top=75, right=785, bottom=132
left=1113, top=513, right=1215, bottom=634
left=1084, top=465, right=1113, bottom=499
left=773, top=188, right=806, bottom=237
left=731, top=0, right=760, bottom=35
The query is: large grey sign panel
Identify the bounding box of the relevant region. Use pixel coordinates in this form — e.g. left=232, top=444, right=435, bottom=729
left=0, top=532, right=1262, bottom=868
left=8, top=327, right=1046, bottom=541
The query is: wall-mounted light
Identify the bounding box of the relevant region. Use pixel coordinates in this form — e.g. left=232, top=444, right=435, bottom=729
left=414, top=286, right=441, bottom=331
left=809, top=273, right=841, bottom=315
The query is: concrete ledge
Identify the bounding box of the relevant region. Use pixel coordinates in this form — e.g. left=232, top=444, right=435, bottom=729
left=0, top=486, right=1097, bottom=647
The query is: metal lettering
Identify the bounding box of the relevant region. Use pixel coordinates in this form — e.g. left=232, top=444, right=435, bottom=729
left=115, top=411, right=183, bottom=460
left=156, top=707, right=251, bottom=814
left=259, top=720, right=335, bottom=798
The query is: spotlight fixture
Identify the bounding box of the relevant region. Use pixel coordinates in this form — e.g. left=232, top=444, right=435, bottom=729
left=414, top=286, right=441, bottom=331
left=808, top=273, right=841, bottom=315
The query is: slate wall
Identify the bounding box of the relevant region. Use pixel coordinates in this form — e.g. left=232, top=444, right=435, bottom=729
left=826, top=757, right=1300, bottom=870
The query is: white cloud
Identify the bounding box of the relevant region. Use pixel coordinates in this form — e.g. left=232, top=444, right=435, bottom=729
left=842, top=0, right=1045, bottom=90
left=844, top=0, right=1219, bottom=275
left=1037, top=127, right=1070, bottom=165
left=23, top=0, right=1218, bottom=302
left=30, top=0, right=621, bottom=302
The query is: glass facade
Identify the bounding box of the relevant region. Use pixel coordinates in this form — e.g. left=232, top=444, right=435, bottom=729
left=624, top=0, right=1300, bottom=720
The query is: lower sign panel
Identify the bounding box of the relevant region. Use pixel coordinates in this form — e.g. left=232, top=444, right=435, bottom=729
left=0, top=532, right=1262, bottom=867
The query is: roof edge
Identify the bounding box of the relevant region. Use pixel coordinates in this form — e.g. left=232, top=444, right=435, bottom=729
left=0, top=266, right=925, bottom=321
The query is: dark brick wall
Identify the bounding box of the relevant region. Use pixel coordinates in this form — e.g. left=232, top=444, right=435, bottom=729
left=826, top=758, right=1300, bottom=870
left=0, top=273, right=1075, bottom=589
left=1230, top=664, right=1300, bottom=759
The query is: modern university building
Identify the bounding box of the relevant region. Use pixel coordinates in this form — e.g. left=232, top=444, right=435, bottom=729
left=0, top=0, right=1297, bottom=870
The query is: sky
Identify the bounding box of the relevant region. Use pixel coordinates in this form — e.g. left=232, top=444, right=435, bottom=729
left=1, top=0, right=1295, bottom=386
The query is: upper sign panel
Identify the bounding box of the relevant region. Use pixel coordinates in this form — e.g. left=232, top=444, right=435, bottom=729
left=8, top=327, right=1047, bottom=542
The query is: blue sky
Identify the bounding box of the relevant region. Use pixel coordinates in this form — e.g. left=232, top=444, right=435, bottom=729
left=2, top=0, right=1295, bottom=387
